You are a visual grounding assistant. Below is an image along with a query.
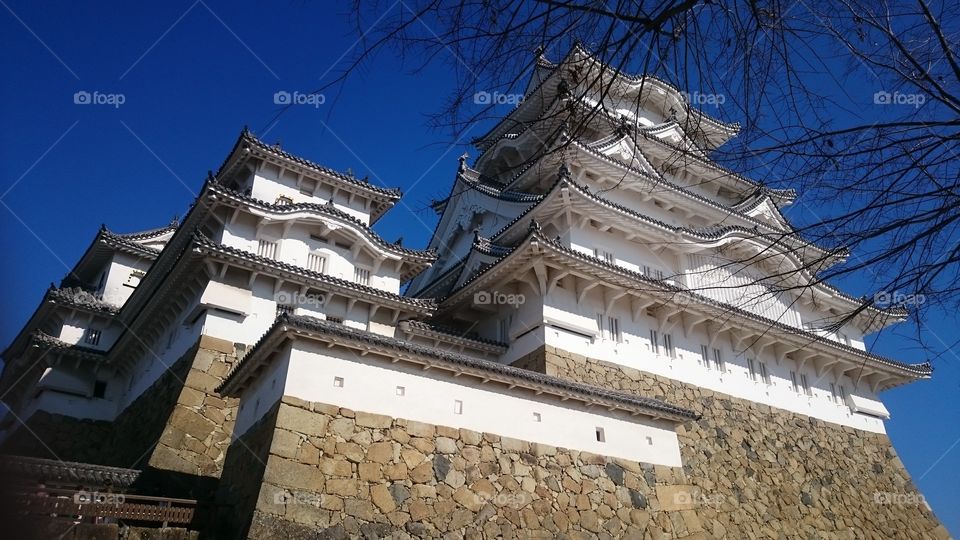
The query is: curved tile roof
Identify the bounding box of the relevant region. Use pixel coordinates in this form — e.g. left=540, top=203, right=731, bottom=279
left=207, top=181, right=437, bottom=261
left=47, top=286, right=119, bottom=314
left=193, top=234, right=436, bottom=311
left=219, top=128, right=403, bottom=200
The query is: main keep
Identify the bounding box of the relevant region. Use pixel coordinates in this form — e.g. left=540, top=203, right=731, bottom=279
left=1, top=45, right=948, bottom=539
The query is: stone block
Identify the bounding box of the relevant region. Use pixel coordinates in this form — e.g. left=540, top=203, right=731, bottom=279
left=655, top=485, right=697, bottom=511
left=277, top=403, right=329, bottom=436
left=263, top=457, right=324, bottom=492
left=355, top=410, right=393, bottom=428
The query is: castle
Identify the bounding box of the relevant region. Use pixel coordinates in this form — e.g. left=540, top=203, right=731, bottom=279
left=0, top=45, right=948, bottom=539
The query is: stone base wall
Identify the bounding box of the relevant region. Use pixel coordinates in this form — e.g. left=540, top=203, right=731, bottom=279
left=1, top=335, right=240, bottom=479
left=133, top=335, right=240, bottom=481
left=214, top=402, right=280, bottom=539
left=219, top=396, right=708, bottom=539
left=0, top=411, right=113, bottom=464
left=523, top=345, right=949, bottom=539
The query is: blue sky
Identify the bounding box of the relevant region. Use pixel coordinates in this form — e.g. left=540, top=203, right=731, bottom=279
left=0, top=1, right=956, bottom=533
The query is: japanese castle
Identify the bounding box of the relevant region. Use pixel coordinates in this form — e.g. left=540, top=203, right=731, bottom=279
left=0, top=44, right=945, bottom=539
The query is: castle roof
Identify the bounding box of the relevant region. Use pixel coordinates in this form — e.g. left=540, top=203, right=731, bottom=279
left=438, top=227, right=929, bottom=387
left=216, top=129, right=402, bottom=223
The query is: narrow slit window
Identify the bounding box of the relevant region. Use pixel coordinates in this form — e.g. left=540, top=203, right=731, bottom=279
left=790, top=371, right=799, bottom=393
left=650, top=330, right=660, bottom=355
left=663, top=333, right=675, bottom=358
left=595, top=427, right=606, bottom=442
left=800, top=373, right=812, bottom=396
left=701, top=345, right=710, bottom=369
left=759, top=362, right=770, bottom=385
left=609, top=317, right=622, bottom=343
left=453, top=400, right=463, bottom=415
left=712, top=348, right=723, bottom=371
left=830, top=383, right=838, bottom=403
left=747, top=358, right=757, bottom=381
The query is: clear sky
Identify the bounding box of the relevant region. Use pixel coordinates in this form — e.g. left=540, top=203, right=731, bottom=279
left=0, top=1, right=956, bottom=534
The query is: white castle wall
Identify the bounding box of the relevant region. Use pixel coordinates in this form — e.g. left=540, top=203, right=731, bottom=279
left=231, top=341, right=684, bottom=466
left=219, top=209, right=401, bottom=293
left=249, top=162, right=371, bottom=225
left=480, top=285, right=889, bottom=434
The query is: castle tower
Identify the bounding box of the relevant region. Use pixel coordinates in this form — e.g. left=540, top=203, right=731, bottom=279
left=0, top=46, right=948, bottom=538
left=404, top=44, right=946, bottom=537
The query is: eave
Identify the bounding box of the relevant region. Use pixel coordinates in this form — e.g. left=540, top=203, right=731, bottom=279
left=206, top=182, right=436, bottom=281
left=216, top=128, right=402, bottom=224
left=440, top=229, right=930, bottom=390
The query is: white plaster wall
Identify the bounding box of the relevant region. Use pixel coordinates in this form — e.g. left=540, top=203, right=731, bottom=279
left=219, top=212, right=401, bottom=294
left=250, top=162, right=370, bottom=225
left=233, top=344, right=291, bottom=438
left=58, top=314, right=120, bottom=351
left=102, top=252, right=153, bottom=307
left=534, top=285, right=889, bottom=433
left=280, top=341, right=683, bottom=466
left=23, top=390, right=117, bottom=422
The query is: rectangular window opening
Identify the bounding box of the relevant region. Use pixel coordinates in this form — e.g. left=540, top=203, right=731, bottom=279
left=650, top=330, right=660, bottom=355
left=307, top=252, right=326, bottom=273
left=396, top=386, right=405, bottom=396
left=453, top=400, right=463, bottom=415
left=354, top=267, right=371, bottom=286
left=532, top=412, right=542, bottom=422
left=333, top=376, right=344, bottom=388
left=663, top=333, right=675, bottom=358
left=84, top=329, right=102, bottom=346
left=759, top=362, right=771, bottom=385
left=93, top=380, right=107, bottom=399
left=713, top=348, right=723, bottom=371
left=595, top=427, right=606, bottom=442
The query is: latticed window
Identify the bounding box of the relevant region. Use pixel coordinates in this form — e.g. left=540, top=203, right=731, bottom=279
left=275, top=195, right=293, bottom=205
left=257, top=239, right=278, bottom=259
left=276, top=304, right=294, bottom=317
left=307, top=253, right=325, bottom=273
left=84, top=329, right=101, bottom=346
left=354, top=267, right=370, bottom=285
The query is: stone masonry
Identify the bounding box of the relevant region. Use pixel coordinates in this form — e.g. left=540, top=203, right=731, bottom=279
left=1, top=334, right=241, bottom=523
left=208, top=346, right=949, bottom=539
